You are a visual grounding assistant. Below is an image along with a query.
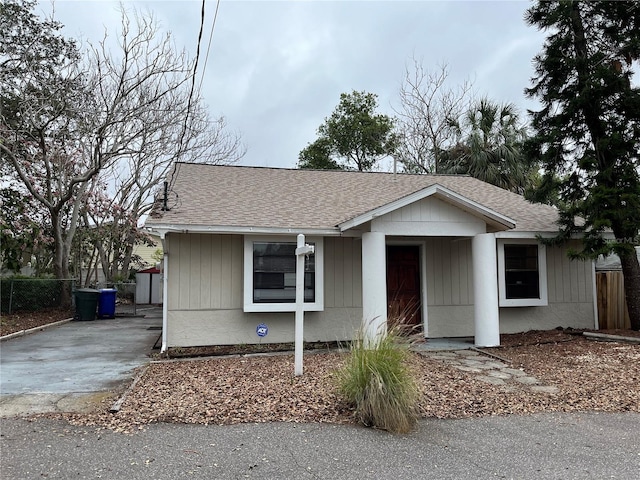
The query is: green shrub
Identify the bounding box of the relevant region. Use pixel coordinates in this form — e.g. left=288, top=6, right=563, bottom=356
left=336, top=325, right=420, bottom=433
left=0, top=277, right=65, bottom=313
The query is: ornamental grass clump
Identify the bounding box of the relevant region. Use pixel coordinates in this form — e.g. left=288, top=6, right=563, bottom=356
left=336, top=326, right=420, bottom=434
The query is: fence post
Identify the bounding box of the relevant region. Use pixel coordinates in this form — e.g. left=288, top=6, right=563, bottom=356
left=8, top=279, right=14, bottom=315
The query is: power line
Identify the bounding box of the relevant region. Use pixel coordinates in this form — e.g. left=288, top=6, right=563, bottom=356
left=185, top=0, right=206, bottom=123
left=198, top=0, right=221, bottom=95
left=172, top=0, right=206, bottom=191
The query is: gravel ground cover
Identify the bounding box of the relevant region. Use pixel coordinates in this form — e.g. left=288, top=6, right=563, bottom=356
left=48, top=329, right=640, bottom=433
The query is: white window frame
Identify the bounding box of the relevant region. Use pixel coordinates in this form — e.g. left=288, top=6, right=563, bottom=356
left=497, top=239, right=548, bottom=307
left=243, top=235, right=324, bottom=312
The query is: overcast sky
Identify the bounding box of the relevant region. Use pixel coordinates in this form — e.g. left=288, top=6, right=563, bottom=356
left=40, top=0, right=547, bottom=170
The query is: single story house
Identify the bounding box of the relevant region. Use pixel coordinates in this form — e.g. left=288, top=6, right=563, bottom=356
left=146, top=163, right=597, bottom=352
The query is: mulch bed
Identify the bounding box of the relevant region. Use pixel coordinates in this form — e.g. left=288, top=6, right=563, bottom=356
left=45, top=328, right=640, bottom=433
left=0, top=308, right=73, bottom=336
left=8, top=311, right=638, bottom=433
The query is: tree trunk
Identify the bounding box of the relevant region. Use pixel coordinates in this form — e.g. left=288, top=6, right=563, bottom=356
left=620, top=250, right=640, bottom=331
left=119, top=226, right=138, bottom=280
left=50, top=210, right=72, bottom=308
left=95, top=240, right=110, bottom=283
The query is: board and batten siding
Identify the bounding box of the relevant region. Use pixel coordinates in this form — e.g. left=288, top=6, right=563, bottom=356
left=372, top=196, right=486, bottom=236
left=165, top=232, right=595, bottom=346
left=324, top=237, right=363, bottom=309
left=499, top=241, right=595, bottom=333
left=166, top=233, right=362, bottom=346
left=425, top=239, right=595, bottom=337
left=167, top=233, right=243, bottom=310
left=424, top=238, right=475, bottom=337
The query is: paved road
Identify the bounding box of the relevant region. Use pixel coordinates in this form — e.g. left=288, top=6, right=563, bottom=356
left=0, top=310, right=161, bottom=416
left=1, top=412, right=638, bottom=479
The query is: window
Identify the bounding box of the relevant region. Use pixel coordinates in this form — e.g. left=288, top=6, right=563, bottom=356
left=253, top=242, right=315, bottom=303
left=497, top=240, right=548, bottom=307
left=244, top=236, right=324, bottom=312
left=504, top=245, right=539, bottom=299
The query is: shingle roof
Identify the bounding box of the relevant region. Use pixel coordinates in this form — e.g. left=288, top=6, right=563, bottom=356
left=146, top=163, right=560, bottom=233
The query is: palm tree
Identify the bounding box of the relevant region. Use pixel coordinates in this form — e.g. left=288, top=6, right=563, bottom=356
left=440, top=98, right=535, bottom=193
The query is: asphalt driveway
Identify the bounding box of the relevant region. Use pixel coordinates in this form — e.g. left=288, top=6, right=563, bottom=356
left=1, top=412, right=639, bottom=479
left=0, top=308, right=162, bottom=416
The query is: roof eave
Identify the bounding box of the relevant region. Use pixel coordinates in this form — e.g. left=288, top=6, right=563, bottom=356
left=495, top=231, right=599, bottom=239
left=145, top=223, right=341, bottom=237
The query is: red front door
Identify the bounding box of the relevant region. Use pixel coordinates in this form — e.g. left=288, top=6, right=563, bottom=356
left=386, top=245, right=422, bottom=333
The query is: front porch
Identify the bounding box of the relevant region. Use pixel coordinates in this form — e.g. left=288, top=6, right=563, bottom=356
left=360, top=231, right=502, bottom=347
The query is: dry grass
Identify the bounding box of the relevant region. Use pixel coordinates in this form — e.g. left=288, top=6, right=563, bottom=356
left=51, top=329, right=640, bottom=433
left=336, top=329, right=420, bottom=433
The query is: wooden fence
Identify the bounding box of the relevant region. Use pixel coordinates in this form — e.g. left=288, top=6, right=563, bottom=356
left=596, top=271, right=630, bottom=330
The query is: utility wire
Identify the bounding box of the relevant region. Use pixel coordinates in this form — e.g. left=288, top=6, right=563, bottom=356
left=198, top=0, right=221, bottom=95
left=171, top=0, right=206, bottom=192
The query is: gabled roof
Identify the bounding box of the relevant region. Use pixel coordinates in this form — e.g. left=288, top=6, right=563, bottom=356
left=146, top=163, right=561, bottom=234
left=337, top=184, right=516, bottom=231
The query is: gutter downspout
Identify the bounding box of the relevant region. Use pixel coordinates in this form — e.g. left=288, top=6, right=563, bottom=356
left=160, top=232, right=168, bottom=354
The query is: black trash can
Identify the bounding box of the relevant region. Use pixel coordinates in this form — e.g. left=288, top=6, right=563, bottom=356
left=74, top=288, right=99, bottom=321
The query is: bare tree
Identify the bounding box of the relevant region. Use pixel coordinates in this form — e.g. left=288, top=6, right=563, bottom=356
left=1, top=0, right=104, bottom=296
left=80, top=11, right=244, bottom=282
left=1, top=2, right=244, bottom=299
left=394, top=58, right=474, bottom=173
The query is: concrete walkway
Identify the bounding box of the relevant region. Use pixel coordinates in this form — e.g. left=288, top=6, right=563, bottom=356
left=0, top=309, right=161, bottom=416
left=419, top=349, right=559, bottom=394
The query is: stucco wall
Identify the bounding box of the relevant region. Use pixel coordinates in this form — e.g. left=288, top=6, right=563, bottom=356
left=167, top=308, right=362, bottom=347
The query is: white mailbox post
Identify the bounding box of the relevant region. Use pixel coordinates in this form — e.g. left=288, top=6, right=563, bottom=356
left=295, top=234, right=314, bottom=376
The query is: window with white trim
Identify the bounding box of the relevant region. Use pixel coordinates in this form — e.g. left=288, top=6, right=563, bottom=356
left=243, top=236, right=324, bottom=312
left=497, top=240, right=548, bottom=307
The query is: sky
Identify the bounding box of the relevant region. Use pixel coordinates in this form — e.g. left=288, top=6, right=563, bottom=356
left=39, top=0, right=548, bottom=170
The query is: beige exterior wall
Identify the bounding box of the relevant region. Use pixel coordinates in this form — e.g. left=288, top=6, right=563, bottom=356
left=372, top=197, right=486, bottom=236
left=166, top=233, right=362, bottom=347
left=324, top=237, right=363, bottom=309
left=166, top=232, right=595, bottom=346
left=426, top=239, right=595, bottom=337
left=424, top=238, right=475, bottom=337
left=499, top=240, right=595, bottom=334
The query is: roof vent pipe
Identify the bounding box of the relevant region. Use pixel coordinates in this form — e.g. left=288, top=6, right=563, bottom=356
left=162, top=181, right=168, bottom=211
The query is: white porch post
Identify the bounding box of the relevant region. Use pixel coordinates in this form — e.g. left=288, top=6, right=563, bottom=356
left=160, top=232, right=168, bottom=354
left=472, top=233, right=500, bottom=347
left=362, top=231, right=387, bottom=345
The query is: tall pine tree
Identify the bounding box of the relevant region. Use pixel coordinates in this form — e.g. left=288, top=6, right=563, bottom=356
left=525, top=1, right=640, bottom=329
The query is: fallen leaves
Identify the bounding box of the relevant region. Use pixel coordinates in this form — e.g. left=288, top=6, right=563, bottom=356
left=53, top=330, right=640, bottom=432
left=0, top=308, right=72, bottom=336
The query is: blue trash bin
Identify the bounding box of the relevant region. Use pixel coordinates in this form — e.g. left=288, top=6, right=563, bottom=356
left=97, top=289, right=117, bottom=319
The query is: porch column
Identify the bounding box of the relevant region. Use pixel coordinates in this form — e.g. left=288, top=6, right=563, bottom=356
left=362, top=231, right=387, bottom=345
left=472, top=233, right=500, bottom=347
